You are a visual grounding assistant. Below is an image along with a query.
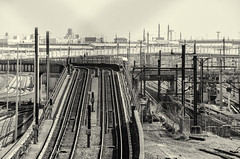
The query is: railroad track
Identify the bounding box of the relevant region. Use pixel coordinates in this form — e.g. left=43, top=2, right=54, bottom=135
left=41, top=67, right=90, bottom=159
left=0, top=107, right=33, bottom=147
left=99, top=69, right=131, bottom=159
left=222, top=95, right=240, bottom=114
left=146, top=81, right=168, bottom=94
left=99, top=69, right=114, bottom=159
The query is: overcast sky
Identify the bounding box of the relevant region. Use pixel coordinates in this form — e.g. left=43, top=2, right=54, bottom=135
left=0, top=0, right=239, bottom=41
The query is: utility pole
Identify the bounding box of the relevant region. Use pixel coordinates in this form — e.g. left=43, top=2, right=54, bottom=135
left=147, top=32, right=149, bottom=55
left=117, top=43, right=119, bottom=57
left=140, top=41, right=142, bottom=95
left=158, top=24, right=160, bottom=39
left=175, top=64, right=178, bottom=96
left=132, top=61, right=136, bottom=89
left=7, top=51, right=9, bottom=112
left=15, top=43, right=19, bottom=142
left=68, top=44, right=71, bottom=74
left=223, top=38, right=225, bottom=70
left=87, top=105, right=91, bottom=148
left=182, top=45, right=186, bottom=116
left=143, top=65, right=146, bottom=96
left=193, top=42, right=198, bottom=126
left=46, top=31, right=50, bottom=102
left=158, top=50, right=161, bottom=101
left=238, top=45, right=240, bottom=69
left=238, top=74, right=240, bottom=113
left=19, top=49, right=22, bottom=108
left=200, top=59, right=204, bottom=103
left=219, top=49, right=223, bottom=110
left=34, top=27, right=39, bottom=143
left=128, top=31, right=130, bottom=66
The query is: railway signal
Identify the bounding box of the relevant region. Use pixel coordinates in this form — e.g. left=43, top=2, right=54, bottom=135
left=87, top=105, right=91, bottom=148
left=91, top=92, right=95, bottom=112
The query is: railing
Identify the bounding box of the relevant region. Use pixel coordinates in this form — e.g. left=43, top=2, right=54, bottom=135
left=121, top=67, right=144, bottom=159
left=116, top=72, right=132, bottom=158
left=39, top=67, right=67, bottom=125
left=122, top=66, right=140, bottom=110
left=70, top=55, right=124, bottom=66
left=132, top=110, right=144, bottom=159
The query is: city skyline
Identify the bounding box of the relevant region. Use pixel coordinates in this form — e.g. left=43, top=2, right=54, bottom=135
left=0, top=0, right=240, bottom=41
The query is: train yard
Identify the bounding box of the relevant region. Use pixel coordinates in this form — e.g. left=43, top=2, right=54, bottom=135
left=1, top=52, right=240, bottom=158
left=39, top=68, right=89, bottom=158
left=0, top=31, right=240, bottom=159
left=6, top=65, right=136, bottom=159
left=0, top=73, right=34, bottom=102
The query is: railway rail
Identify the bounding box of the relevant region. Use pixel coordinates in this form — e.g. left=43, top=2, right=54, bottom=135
left=99, top=69, right=132, bottom=159
left=41, top=67, right=90, bottom=159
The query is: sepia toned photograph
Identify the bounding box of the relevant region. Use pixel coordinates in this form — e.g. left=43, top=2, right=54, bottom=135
left=0, top=0, right=240, bottom=158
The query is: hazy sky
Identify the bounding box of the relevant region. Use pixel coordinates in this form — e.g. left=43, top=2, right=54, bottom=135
left=0, top=0, right=240, bottom=41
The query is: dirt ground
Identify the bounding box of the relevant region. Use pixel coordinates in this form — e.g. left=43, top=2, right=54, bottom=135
left=143, top=103, right=240, bottom=159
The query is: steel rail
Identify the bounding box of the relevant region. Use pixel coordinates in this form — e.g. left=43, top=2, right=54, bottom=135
left=70, top=67, right=90, bottom=159
left=111, top=70, right=123, bottom=159
left=36, top=69, right=77, bottom=159
left=99, top=70, right=106, bottom=159
left=47, top=70, right=80, bottom=159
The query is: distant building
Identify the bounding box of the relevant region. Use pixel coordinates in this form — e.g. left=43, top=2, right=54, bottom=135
left=0, top=39, right=8, bottom=46
left=114, top=37, right=127, bottom=43
left=65, top=28, right=74, bottom=39
left=5, top=32, right=9, bottom=39
left=85, top=37, right=96, bottom=43
left=68, top=28, right=73, bottom=36
left=30, top=34, right=34, bottom=40
left=40, top=38, right=57, bottom=44
left=13, top=36, right=20, bottom=40
left=153, top=37, right=164, bottom=41
left=0, top=35, right=35, bottom=46
left=84, top=37, right=104, bottom=43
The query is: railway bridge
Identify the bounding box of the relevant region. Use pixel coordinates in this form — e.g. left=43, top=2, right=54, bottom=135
left=1, top=31, right=240, bottom=159
left=0, top=55, right=144, bottom=159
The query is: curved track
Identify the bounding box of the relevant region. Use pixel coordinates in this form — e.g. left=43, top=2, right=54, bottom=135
left=41, top=67, right=90, bottom=159
left=99, top=69, right=132, bottom=159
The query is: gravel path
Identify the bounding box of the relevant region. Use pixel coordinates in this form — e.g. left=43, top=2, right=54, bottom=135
left=75, top=126, right=101, bottom=159
left=143, top=102, right=240, bottom=159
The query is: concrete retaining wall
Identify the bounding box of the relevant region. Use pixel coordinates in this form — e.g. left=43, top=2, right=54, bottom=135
left=130, top=110, right=144, bottom=159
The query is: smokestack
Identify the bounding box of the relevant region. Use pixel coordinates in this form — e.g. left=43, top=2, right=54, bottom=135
left=158, top=24, right=160, bottom=39
left=143, top=29, right=145, bottom=42
left=171, top=31, right=172, bottom=41
left=167, top=25, right=169, bottom=41
left=180, top=32, right=182, bottom=41
left=115, top=34, right=117, bottom=43
left=216, top=31, right=220, bottom=40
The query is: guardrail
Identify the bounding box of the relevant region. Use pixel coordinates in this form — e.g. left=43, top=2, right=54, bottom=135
left=122, top=67, right=140, bottom=110
left=131, top=110, right=144, bottom=159
left=121, top=67, right=144, bottom=159
left=116, top=73, right=133, bottom=158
